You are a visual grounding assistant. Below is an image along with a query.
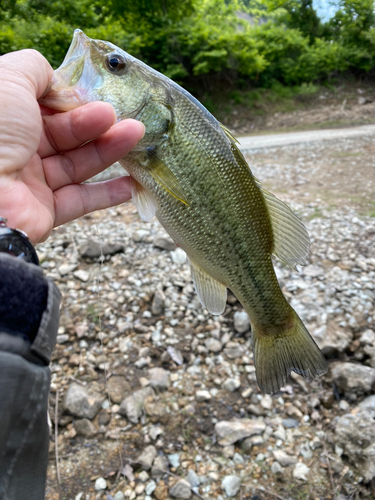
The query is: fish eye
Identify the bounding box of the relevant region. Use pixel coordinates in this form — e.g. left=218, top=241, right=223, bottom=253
left=105, top=53, right=127, bottom=74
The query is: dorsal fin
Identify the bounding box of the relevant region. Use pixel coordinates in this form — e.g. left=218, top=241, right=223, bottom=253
left=261, top=189, right=310, bottom=269
left=220, top=123, right=240, bottom=144
left=221, top=126, right=310, bottom=270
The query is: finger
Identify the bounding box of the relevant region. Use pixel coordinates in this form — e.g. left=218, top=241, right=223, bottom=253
left=39, top=101, right=117, bottom=157
left=0, top=49, right=53, bottom=100
left=0, top=50, right=53, bottom=174
left=53, top=176, right=132, bottom=227
left=43, top=119, right=145, bottom=191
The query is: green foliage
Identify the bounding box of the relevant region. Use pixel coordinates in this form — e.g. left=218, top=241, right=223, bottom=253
left=268, top=0, right=322, bottom=42
left=1, top=0, right=375, bottom=95
left=325, top=0, right=375, bottom=71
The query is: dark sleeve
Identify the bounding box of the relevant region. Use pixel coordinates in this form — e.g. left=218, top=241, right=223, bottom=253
left=0, top=254, right=61, bottom=500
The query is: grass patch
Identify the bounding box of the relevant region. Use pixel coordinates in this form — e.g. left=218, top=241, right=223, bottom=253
left=367, top=201, right=375, bottom=217
left=307, top=207, right=324, bottom=220
left=201, top=82, right=322, bottom=125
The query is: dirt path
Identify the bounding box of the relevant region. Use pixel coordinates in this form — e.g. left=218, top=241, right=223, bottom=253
left=244, top=134, right=375, bottom=216
left=238, top=124, right=375, bottom=150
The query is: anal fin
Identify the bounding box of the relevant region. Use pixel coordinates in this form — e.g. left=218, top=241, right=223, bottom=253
left=190, top=261, right=227, bottom=315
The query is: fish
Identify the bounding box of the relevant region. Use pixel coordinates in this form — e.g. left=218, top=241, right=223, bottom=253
left=41, top=29, right=327, bottom=394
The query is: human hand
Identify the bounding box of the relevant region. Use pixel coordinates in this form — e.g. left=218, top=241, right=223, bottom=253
left=0, top=49, right=145, bottom=244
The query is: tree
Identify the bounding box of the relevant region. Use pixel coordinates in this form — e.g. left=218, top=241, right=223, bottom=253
left=268, top=0, right=322, bottom=42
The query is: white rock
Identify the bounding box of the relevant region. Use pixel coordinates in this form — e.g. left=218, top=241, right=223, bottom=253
left=119, top=387, right=154, bottom=423
left=186, top=469, right=200, bottom=488
left=73, top=269, right=90, bottom=282
left=64, top=383, right=104, bottom=419
left=215, top=419, right=266, bottom=446
left=273, top=450, right=297, bottom=466
left=145, top=480, right=157, bottom=495
left=260, top=394, right=273, bottom=410
left=138, top=471, right=150, bottom=482
left=339, top=400, right=350, bottom=411
left=148, top=367, right=170, bottom=390
left=223, top=378, right=241, bottom=392
left=132, top=229, right=150, bottom=242
left=271, top=462, right=283, bottom=474
left=359, top=329, right=375, bottom=345
left=205, top=338, right=222, bottom=352
left=302, top=265, right=324, bottom=277
left=313, top=325, right=352, bottom=355
left=222, top=475, right=241, bottom=497
left=153, top=232, right=176, bottom=251
left=233, top=452, right=245, bottom=464
left=335, top=410, right=375, bottom=481
left=168, top=453, right=180, bottom=468
left=149, top=425, right=163, bottom=441
left=233, top=311, right=250, bottom=333
left=94, top=477, right=107, bottom=490
left=171, top=248, right=187, bottom=264
left=169, top=479, right=192, bottom=499
left=358, top=394, right=375, bottom=411
left=167, top=346, right=184, bottom=365
left=136, top=445, right=157, bottom=470
left=330, top=362, right=375, bottom=394
left=58, top=263, right=77, bottom=275
left=196, top=390, right=212, bottom=402
left=293, top=463, right=310, bottom=480
left=151, top=290, right=165, bottom=315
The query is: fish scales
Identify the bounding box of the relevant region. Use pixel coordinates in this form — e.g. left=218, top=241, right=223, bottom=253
left=154, top=97, right=277, bottom=301
left=41, top=30, right=327, bottom=393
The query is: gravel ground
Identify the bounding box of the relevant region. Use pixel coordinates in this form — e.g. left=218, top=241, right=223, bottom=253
left=42, top=135, right=375, bottom=500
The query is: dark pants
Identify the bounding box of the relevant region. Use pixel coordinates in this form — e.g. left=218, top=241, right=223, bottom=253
left=0, top=254, right=60, bottom=500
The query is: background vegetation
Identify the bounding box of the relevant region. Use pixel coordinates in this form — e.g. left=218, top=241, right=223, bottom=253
left=1, top=0, right=375, bottom=96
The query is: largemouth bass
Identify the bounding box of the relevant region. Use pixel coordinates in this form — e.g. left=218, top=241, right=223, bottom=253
left=42, top=30, right=327, bottom=393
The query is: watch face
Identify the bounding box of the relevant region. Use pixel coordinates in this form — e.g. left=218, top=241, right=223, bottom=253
left=0, top=227, right=39, bottom=265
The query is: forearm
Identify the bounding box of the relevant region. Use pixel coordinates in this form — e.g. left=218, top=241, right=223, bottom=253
left=0, top=254, right=60, bottom=500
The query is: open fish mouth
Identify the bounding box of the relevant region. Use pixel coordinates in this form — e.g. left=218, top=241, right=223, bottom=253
left=39, top=30, right=102, bottom=111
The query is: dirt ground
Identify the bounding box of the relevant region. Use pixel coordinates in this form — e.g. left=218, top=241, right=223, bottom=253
left=43, top=128, right=375, bottom=500
left=244, top=136, right=375, bottom=216
left=215, top=81, right=375, bottom=136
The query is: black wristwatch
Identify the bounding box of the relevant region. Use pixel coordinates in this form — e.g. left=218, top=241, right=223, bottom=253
left=0, top=218, right=39, bottom=265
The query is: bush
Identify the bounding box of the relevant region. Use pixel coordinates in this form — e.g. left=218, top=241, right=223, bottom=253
left=1, top=0, right=375, bottom=94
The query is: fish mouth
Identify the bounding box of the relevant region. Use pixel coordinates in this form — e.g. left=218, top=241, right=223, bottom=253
left=39, top=30, right=101, bottom=111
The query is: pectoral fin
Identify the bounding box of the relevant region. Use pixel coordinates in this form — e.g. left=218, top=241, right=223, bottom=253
left=147, top=149, right=189, bottom=206
left=190, top=261, right=227, bottom=315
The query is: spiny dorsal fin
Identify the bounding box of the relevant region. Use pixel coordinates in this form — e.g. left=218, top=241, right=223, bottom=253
left=261, top=189, right=310, bottom=269
left=220, top=123, right=240, bottom=144
left=190, top=261, right=227, bottom=315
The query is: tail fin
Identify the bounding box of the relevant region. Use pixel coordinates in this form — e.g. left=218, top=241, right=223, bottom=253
left=252, top=313, right=327, bottom=394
